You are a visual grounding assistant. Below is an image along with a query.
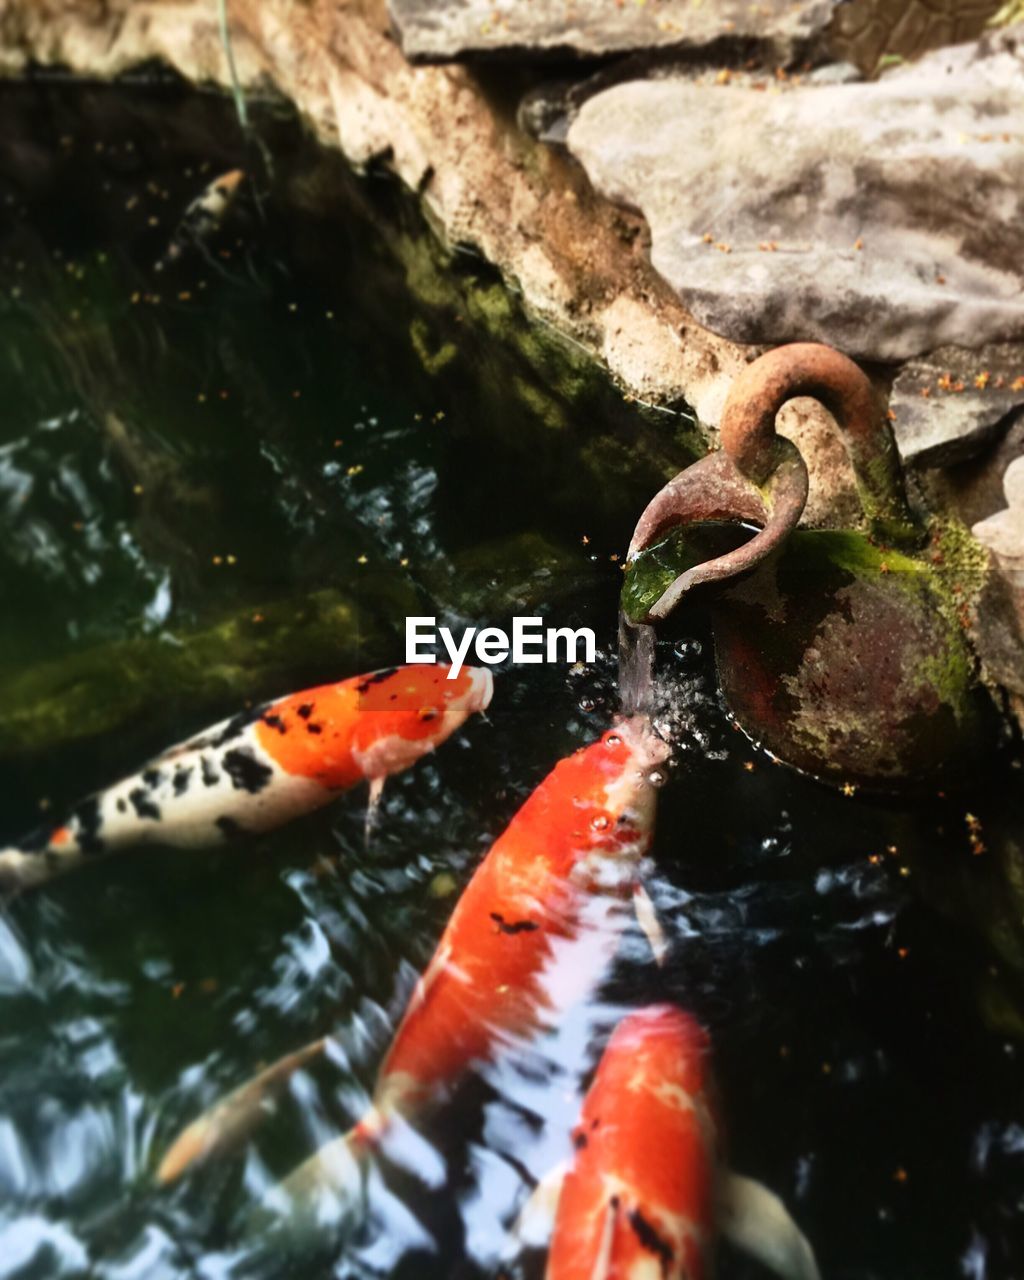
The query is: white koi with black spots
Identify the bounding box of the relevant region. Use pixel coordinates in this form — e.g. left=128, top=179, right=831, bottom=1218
left=0, top=664, right=492, bottom=893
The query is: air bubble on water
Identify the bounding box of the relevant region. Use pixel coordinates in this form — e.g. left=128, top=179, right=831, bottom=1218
left=648, top=770, right=666, bottom=788
left=591, top=815, right=610, bottom=831
left=578, top=696, right=597, bottom=713
left=673, top=638, right=703, bottom=665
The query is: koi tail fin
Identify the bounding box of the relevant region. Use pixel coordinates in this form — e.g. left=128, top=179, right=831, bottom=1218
left=633, top=881, right=669, bottom=966
left=718, top=1171, right=821, bottom=1280
left=156, top=1037, right=331, bottom=1186
left=505, top=1160, right=568, bottom=1256
left=261, top=1118, right=379, bottom=1239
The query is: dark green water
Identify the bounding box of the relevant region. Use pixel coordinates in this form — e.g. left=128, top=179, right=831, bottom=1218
left=0, top=83, right=1022, bottom=1280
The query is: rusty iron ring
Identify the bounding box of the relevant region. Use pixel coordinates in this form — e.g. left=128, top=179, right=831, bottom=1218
left=627, top=343, right=922, bottom=623
left=721, top=342, right=922, bottom=547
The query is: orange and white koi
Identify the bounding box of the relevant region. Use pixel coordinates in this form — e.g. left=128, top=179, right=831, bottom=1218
left=156, top=168, right=244, bottom=271
left=537, top=1005, right=820, bottom=1280
left=156, top=717, right=669, bottom=1206
left=0, top=664, right=492, bottom=893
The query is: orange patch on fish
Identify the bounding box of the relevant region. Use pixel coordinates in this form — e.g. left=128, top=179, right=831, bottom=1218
left=254, top=665, right=480, bottom=787
left=548, top=1005, right=716, bottom=1280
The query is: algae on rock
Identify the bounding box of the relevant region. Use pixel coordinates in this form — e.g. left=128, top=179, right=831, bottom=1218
left=0, top=588, right=403, bottom=758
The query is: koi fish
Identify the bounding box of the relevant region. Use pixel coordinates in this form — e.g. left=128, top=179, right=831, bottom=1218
left=0, top=664, right=492, bottom=894
left=155, top=168, right=244, bottom=271
left=156, top=717, right=670, bottom=1207
left=533, top=1005, right=820, bottom=1280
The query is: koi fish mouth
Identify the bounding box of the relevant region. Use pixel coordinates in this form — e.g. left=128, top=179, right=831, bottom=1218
left=615, top=714, right=671, bottom=774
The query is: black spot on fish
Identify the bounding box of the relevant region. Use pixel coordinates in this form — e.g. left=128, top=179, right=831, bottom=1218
left=490, top=912, right=538, bottom=936
left=629, top=1208, right=675, bottom=1273
left=216, top=815, right=245, bottom=840
left=572, top=1129, right=588, bottom=1151
left=355, top=667, right=398, bottom=694
left=297, top=703, right=314, bottom=719
left=73, top=797, right=105, bottom=856
left=129, top=788, right=162, bottom=821
left=211, top=705, right=263, bottom=748
left=201, top=756, right=221, bottom=787
left=174, top=767, right=193, bottom=796
left=142, top=768, right=164, bottom=788
left=117, top=798, right=128, bottom=813
left=261, top=713, right=287, bottom=734
left=222, top=748, right=273, bottom=794
left=306, top=723, right=323, bottom=735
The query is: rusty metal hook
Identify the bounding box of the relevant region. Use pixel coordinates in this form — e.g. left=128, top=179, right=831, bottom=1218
left=721, top=342, right=922, bottom=548
left=627, top=343, right=923, bottom=622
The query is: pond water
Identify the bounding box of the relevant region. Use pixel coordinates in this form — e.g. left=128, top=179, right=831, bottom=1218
left=0, top=82, right=1022, bottom=1280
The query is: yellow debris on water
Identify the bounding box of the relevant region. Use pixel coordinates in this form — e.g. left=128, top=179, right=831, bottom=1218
left=429, top=872, right=458, bottom=899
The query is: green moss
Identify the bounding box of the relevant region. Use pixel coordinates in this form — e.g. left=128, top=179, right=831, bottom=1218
left=409, top=315, right=458, bottom=376
left=512, top=375, right=569, bottom=431
left=0, top=586, right=412, bottom=758
left=621, top=523, right=743, bottom=623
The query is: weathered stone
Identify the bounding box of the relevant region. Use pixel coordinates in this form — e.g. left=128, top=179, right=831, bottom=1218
left=828, top=0, right=1003, bottom=74
left=388, top=0, right=837, bottom=64
left=891, top=344, right=1024, bottom=466
left=568, top=32, right=1024, bottom=362
left=974, top=457, right=1024, bottom=570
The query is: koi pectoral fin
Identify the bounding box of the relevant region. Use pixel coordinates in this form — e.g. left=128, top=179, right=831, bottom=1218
left=718, top=1171, right=821, bottom=1280
left=633, top=882, right=669, bottom=967
left=156, top=1036, right=330, bottom=1186
left=507, top=1160, right=568, bottom=1252
left=364, top=776, right=385, bottom=847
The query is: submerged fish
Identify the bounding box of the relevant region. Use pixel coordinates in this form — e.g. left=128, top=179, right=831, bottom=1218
left=157, top=717, right=670, bottom=1209
left=0, top=664, right=492, bottom=893
left=535, top=1005, right=820, bottom=1280
left=155, top=168, right=244, bottom=271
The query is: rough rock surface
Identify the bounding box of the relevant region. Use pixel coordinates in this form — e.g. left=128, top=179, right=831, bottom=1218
left=975, top=457, right=1024, bottom=569
left=829, top=0, right=1003, bottom=73
left=568, top=32, right=1024, bottom=363
left=388, top=0, right=836, bottom=63
left=973, top=456, right=1024, bottom=722
left=891, top=344, right=1024, bottom=466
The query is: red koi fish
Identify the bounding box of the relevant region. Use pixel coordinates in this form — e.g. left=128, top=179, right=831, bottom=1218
left=539, top=1005, right=820, bottom=1280
left=156, top=717, right=669, bottom=1200
left=0, top=664, right=492, bottom=893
